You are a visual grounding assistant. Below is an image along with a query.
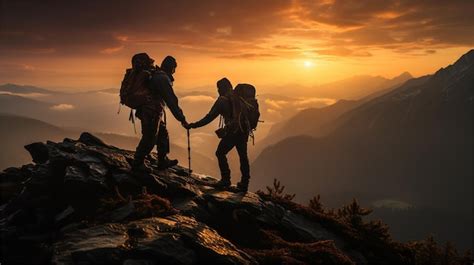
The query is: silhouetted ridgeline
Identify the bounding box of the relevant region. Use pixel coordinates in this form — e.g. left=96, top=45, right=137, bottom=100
left=252, top=50, right=474, bottom=252
left=0, top=133, right=471, bottom=264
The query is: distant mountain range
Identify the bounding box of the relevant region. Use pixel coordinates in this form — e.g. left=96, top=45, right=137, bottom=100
left=0, top=83, right=56, bottom=94
left=313, top=72, right=413, bottom=100
left=251, top=49, right=473, bottom=251
left=253, top=50, right=473, bottom=209
left=266, top=72, right=413, bottom=99
left=254, top=72, right=414, bottom=152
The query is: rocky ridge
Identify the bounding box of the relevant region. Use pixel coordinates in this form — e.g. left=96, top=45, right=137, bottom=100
left=0, top=133, right=469, bottom=264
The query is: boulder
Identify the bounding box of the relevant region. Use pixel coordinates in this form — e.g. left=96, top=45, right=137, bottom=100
left=53, top=216, right=255, bottom=265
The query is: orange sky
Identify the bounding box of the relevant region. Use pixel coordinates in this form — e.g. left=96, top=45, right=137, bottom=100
left=0, top=0, right=473, bottom=92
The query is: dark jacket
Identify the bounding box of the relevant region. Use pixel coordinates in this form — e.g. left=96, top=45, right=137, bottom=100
left=136, top=70, right=186, bottom=123
left=193, top=96, right=232, bottom=128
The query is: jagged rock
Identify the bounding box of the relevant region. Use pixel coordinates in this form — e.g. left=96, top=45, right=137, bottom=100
left=78, top=132, right=111, bottom=148
left=53, top=216, right=255, bottom=265
left=0, top=167, right=28, bottom=203
left=0, top=133, right=417, bottom=264
left=24, top=142, right=50, bottom=164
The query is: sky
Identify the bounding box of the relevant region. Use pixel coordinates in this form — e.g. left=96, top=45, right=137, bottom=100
left=0, top=0, right=473, bottom=92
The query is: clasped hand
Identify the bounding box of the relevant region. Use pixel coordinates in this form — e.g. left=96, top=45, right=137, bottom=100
left=182, top=121, right=196, bottom=130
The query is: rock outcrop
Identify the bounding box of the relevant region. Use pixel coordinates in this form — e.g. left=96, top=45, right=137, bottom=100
left=0, top=133, right=436, bottom=264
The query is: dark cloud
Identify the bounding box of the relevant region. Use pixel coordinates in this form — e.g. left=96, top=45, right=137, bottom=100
left=0, top=0, right=472, bottom=59
left=297, top=0, right=474, bottom=53
left=0, top=0, right=292, bottom=56
left=217, top=53, right=277, bottom=59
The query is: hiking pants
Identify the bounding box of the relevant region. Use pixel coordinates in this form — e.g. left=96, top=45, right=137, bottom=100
left=135, top=108, right=170, bottom=162
left=215, top=132, right=250, bottom=182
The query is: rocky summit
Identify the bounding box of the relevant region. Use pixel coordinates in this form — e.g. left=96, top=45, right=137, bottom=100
left=0, top=133, right=468, bottom=265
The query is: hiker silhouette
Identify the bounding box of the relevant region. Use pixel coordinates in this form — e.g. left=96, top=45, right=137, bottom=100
left=186, top=78, right=260, bottom=192
left=120, top=53, right=188, bottom=171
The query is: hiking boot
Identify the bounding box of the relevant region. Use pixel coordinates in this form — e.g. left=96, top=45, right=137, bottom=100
left=214, top=179, right=231, bottom=189
left=236, top=180, right=249, bottom=193
left=157, top=156, right=179, bottom=170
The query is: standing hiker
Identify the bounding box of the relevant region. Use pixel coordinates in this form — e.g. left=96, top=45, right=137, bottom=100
left=185, top=78, right=260, bottom=192
left=121, top=53, right=188, bottom=171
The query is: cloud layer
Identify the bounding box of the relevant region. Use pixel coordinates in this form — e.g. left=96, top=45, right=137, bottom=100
left=1, top=0, right=472, bottom=59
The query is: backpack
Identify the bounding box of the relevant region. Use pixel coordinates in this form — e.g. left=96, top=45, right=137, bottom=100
left=229, top=83, right=260, bottom=134
left=119, top=68, right=153, bottom=109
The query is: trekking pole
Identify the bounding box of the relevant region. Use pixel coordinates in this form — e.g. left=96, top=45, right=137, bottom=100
left=187, top=128, right=192, bottom=176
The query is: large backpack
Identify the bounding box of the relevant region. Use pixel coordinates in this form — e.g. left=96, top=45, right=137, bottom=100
left=230, top=83, right=260, bottom=134
left=119, top=68, right=153, bottom=109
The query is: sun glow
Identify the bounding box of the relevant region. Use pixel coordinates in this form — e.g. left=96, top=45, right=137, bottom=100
left=303, top=60, right=314, bottom=68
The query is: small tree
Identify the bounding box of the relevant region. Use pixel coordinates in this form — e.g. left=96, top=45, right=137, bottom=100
left=309, top=194, right=324, bottom=213
left=259, top=178, right=295, bottom=201
left=337, top=198, right=372, bottom=227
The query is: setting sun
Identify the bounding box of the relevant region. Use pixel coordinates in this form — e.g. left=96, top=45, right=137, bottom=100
left=303, top=60, right=314, bottom=68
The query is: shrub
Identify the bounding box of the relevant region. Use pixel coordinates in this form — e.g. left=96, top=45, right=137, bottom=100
left=257, top=178, right=295, bottom=202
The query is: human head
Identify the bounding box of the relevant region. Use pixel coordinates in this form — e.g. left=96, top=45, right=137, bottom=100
left=131, top=53, right=154, bottom=70
left=161, top=55, right=177, bottom=75
left=217, top=77, right=233, bottom=96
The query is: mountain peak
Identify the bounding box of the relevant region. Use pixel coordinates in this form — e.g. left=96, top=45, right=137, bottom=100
left=0, top=83, right=52, bottom=94
left=390, top=71, right=413, bottom=84
left=1, top=132, right=436, bottom=264
left=434, top=49, right=474, bottom=79
left=393, top=71, right=412, bottom=79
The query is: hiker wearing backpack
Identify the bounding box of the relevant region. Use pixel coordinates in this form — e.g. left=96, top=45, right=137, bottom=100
left=185, top=78, right=260, bottom=192
left=120, top=53, right=188, bottom=171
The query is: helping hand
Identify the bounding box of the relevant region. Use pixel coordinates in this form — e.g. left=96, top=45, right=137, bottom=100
left=183, top=122, right=196, bottom=130
left=181, top=121, right=190, bottom=129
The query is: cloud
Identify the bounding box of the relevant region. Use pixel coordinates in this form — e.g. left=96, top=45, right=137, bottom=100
left=217, top=53, right=277, bottom=59
left=216, top=26, right=232, bottom=36
left=181, top=95, right=215, bottom=103
left=0, top=0, right=472, bottom=61
left=264, top=99, right=289, bottom=110
left=294, top=97, right=337, bottom=108
left=315, top=47, right=372, bottom=57
left=263, top=97, right=336, bottom=117
left=100, top=45, right=124, bottom=54
left=50, top=103, right=75, bottom=111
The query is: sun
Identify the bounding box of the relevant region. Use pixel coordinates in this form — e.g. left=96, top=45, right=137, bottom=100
left=303, top=60, right=314, bottom=68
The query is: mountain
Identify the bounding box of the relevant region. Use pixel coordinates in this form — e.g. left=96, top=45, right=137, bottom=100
left=312, top=72, right=413, bottom=100
left=0, top=94, right=52, bottom=115
left=252, top=50, right=473, bottom=250
left=267, top=72, right=413, bottom=99
left=253, top=50, right=473, bottom=206
left=255, top=99, right=359, bottom=151
left=0, top=83, right=55, bottom=94
left=254, top=72, right=414, bottom=153
left=256, top=73, right=418, bottom=154
left=1, top=133, right=469, bottom=264
left=0, top=114, right=217, bottom=176
left=0, top=114, right=67, bottom=169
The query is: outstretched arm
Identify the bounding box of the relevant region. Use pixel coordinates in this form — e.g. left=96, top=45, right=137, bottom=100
left=191, top=99, right=221, bottom=128
left=151, top=74, right=186, bottom=123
